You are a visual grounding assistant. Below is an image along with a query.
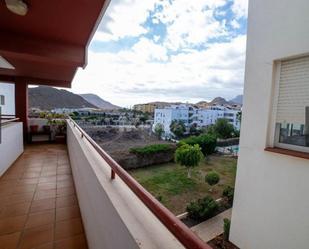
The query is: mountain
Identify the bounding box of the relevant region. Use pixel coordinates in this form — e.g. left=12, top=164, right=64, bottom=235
left=79, top=93, right=120, bottom=110
left=209, top=97, right=230, bottom=106
left=229, top=95, right=243, bottom=105
left=29, top=86, right=97, bottom=110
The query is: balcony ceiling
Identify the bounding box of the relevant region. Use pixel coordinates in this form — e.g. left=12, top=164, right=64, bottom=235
left=0, top=0, right=109, bottom=87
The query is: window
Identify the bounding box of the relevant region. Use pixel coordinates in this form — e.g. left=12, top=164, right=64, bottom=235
left=0, top=95, right=4, bottom=105
left=272, top=55, right=309, bottom=152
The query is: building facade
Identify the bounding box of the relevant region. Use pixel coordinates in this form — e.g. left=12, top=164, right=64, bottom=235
left=153, top=104, right=240, bottom=137
left=230, top=0, right=309, bottom=249
left=0, top=82, right=15, bottom=115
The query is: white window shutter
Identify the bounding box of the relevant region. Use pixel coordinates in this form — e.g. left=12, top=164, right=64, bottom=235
left=276, top=56, right=309, bottom=124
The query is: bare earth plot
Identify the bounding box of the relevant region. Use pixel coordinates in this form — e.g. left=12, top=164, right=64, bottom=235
left=83, top=126, right=172, bottom=162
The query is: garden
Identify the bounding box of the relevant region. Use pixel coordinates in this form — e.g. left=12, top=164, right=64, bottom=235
left=129, top=154, right=236, bottom=215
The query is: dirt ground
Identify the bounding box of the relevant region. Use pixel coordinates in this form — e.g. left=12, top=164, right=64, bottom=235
left=83, top=126, right=172, bottom=162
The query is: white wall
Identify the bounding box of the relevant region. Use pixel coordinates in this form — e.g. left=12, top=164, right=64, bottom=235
left=230, top=1, right=309, bottom=249
left=67, top=121, right=184, bottom=249
left=0, top=82, right=15, bottom=115
left=0, top=122, right=23, bottom=176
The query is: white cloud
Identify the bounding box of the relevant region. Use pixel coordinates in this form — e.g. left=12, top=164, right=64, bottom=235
left=232, top=0, right=248, bottom=19
left=93, top=0, right=157, bottom=41
left=72, top=35, right=246, bottom=107
left=154, top=0, right=227, bottom=50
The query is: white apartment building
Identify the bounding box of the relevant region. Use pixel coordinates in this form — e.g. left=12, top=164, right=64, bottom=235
left=230, top=0, right=309, bottom=249
left=0, top=82, right=15, bottom=115
left=153, top=104, right=240, bottom=136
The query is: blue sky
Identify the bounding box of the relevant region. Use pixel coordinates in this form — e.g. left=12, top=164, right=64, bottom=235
left=72, top=0, right=248, bottom=107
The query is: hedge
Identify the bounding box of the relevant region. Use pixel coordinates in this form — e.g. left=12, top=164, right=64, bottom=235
left=129, top=144, right=173, bottom=155
left=179, top=134, right=217, bottom=156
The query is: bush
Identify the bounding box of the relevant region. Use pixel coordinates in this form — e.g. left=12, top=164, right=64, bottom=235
left=223, top=218, right=231, bottom=241
left=205, top=171, right=220, bottom=186
left=130, top=144, right=172, bottom=155
left=186, top=196, right=218, bottom=221
left=222, top=186, right=234, bottom=205
left=170, top=120, right=186, bottom=138
left=179, top=134, right=217, bottom=156
left=213, top=118, right=235, bottom=139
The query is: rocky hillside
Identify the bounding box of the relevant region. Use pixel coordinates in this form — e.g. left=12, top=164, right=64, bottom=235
left=79, top=93, right=119, bottom=110
left=29, top=86, right=97, bottom=110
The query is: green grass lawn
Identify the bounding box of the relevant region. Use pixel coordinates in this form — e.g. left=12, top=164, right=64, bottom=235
left=129, top=155, right=237, bottom=215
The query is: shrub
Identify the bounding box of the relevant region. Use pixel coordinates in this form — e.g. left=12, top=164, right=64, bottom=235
left=170, top=120, right=186, bottom=138
left=179, top=134, right=217, bottom=156
left=130, top=144, right=172, bottom=155
left=213, top=118, right=235, bottom=139
left=186, top=196, right=218, bottom=221
left=222, top=186, right=234, bottom=205
left=175, top=144, right=203, bottom=178
left=154, top=123, right=164, bottom=139
left=205, top=171, right=220, bottom=186
left=223, top=218, right=231, bottom=241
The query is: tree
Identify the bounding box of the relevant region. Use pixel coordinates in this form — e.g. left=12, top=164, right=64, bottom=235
left=213, top=118, right=235, bottom=139
left=170, top=120, right=186, bottom=138
left=154, top=123, right=164, bottom=139
left=175, top=144, right=203, bottom=178
left=205, top=171, right=220, bottom=191
left=179, top=134, right=217, bottom=156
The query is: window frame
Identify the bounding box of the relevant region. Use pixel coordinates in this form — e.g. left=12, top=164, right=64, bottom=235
left=268, top=58, right=309, bottom=153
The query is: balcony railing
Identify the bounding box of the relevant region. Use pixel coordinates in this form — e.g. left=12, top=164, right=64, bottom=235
left=68, top=117, right=211, bottom=249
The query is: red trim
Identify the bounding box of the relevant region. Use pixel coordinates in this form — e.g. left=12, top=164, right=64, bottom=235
left=15, top=78, right=28, bottom=139
left=68, top=118, right=212, bottom=249
left=265, top=147, right=309, bottom=160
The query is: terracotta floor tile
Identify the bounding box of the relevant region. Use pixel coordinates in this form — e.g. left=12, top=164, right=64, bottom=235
left=56, top=206, right=80, bottom=222
left=57, top=175, right=73, bottom=182
left=34, top=189, right=56, bottom=201
left=12, top=184, right=36, bottom=194
left=56, top=195, right=77, bottom=208
left=56, top=180, right=74, bottom=189
left=19, top=224, right=54, bottom=249
left=56, top=187, right=75, bottom=197
left=37, top=182, right=57, bottom=191
left=54, top=234, right=88, bottom=249
left=0, top=215, right=27, bottom=235
left=38, top=177, right=57, bottom=184
left=21, top=172, right=41, bottom=179
left=1, top=193, right=34, bottom=206
left=0, top=232, right=21, bottom=249
left=25, top=210, right=55, bottom=229
left=18, top=178, right=39, bottom=185
left=30, top=198, right=56, bottom=213
left=0, top=144, right=88, bottom=248
left=55, top=218, right=84, bottom=240
left=0, top=202, right=31, bottom=218
left=40, top=171, right=57, bottom=177
left=35, top=242, right=54, bottom=249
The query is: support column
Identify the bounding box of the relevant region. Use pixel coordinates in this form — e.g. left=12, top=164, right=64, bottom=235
left=15, top=77, right=28, bottom=140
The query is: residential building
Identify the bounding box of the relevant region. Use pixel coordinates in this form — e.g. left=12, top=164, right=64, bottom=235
left=0, top=82, right=15, bottom=115
left=153, top=104, right=240, bottom=137
left=0, top=2, right=209, bottom=249
left=133, top=102, right=177, bottom=114
left=230, top=0, right=309, bottom=249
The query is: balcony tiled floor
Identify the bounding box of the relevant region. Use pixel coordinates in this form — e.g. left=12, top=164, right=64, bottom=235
left=0, top=144, right=88, bottom=249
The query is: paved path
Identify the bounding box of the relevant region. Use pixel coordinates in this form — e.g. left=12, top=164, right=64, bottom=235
left=191, top=208, right=232, bottom=242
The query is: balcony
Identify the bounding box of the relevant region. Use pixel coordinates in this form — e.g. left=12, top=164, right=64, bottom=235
left=0, top=117, right=211, bottom=249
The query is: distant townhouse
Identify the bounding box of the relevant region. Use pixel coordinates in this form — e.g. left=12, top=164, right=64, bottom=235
left=153, top=104, right=240, bottom=136
left=0, top=83, right=15, bottom=116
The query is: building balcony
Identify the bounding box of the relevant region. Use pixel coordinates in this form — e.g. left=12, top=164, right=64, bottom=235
left=0, top=117, right=211, bottom=249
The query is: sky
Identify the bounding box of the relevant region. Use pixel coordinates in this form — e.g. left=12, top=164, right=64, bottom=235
left=71, top=0, right=248, bottom=108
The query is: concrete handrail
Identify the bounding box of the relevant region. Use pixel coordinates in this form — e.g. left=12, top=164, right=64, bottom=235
left=68, top=117, right=212, bottom=249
